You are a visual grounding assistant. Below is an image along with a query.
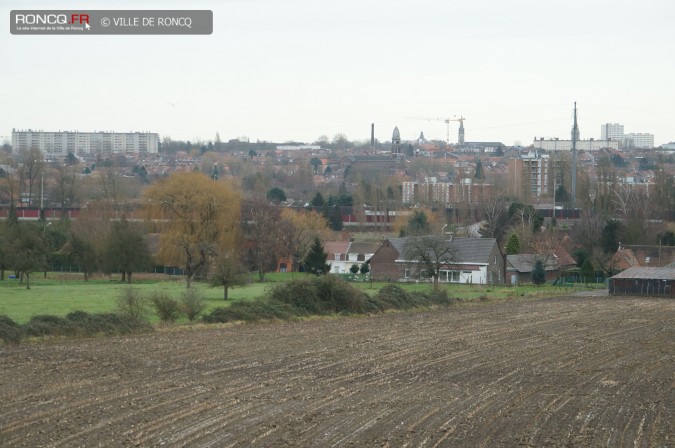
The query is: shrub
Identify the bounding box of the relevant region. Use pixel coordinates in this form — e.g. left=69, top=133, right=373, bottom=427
left=0, top=315, right=22, bottom=344
left=22, top=315, right=76, bottom=337
left=203, top=299, right=297, bottom=323
left=65, top=311, right=153, bottom=336
left=150, top=292, right=181, bottom=322
left=117, top=286, right=148, bottom=320
left=267, top=278, right=321, bottom=313
left=372, top=285, right=416, bottom=311
left=181, top=289, right=205, bottom=321
left=371, top=285, right=456, bottom=311
left=267, top=276, right=368, bottom=314
left=314, top=275, right=369, bottom=313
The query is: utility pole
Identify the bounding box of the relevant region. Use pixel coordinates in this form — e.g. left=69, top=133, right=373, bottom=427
left=571, top=102, right=578, bottom=209
left=40, top=171, right=45, bottom=221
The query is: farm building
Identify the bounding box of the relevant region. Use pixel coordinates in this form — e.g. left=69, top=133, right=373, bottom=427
left=608, top=266, right=675, bottom=297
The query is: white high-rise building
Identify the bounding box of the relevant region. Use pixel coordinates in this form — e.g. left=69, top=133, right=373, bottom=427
left=532, top=138, right=618, bottom=151
left=599, top=123, right=654, bottom=149
left=601, top=123, right=624, bottom=141
left=11, top=129, right=159, bottom=157
left=622, top=133, right=654, bottom=149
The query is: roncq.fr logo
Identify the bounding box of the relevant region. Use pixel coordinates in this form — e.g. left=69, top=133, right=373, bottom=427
left=14, top=13, right=90, bottom=26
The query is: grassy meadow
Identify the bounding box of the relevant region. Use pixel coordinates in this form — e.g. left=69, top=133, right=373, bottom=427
left=0, top=271, right=597, bottom=324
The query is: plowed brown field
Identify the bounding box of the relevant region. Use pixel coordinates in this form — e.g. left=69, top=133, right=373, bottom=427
left=1, top=295, right=673, bottom=447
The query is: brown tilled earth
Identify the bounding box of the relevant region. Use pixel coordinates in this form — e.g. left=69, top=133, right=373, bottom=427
left=1, top=295, right=673, bottom=447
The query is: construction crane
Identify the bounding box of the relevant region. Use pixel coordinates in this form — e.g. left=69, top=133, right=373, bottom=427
left=406, top=116, right=467, bottom=145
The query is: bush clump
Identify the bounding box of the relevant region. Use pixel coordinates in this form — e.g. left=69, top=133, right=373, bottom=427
left=66, top=311, right=153, bottom=336
left=23, top=315, right=77, bottom=337
left=203, top=299, right=297, bottom=323
left=371, top=285, right=456, bottom=311
left=267, top=276, right=369, bottom=314
left=181, top=289, right=205, bottom=322
left=0, top=312, right=153, bottom=344
left=150, top=292, right=181, bottom=322
left=0, top=315, right=22, bottom=344
left=116, top=287, right=148, bottom=320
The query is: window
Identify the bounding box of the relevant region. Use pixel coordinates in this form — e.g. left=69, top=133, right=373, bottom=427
left=404, top=269, right=411, bottom=278
left=357, top=254, right=365, bottom=261
left=334, top=254, right=340, bottom=261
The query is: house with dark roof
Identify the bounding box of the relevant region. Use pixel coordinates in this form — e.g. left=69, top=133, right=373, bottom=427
left=369, top=236, right=505, bottom=285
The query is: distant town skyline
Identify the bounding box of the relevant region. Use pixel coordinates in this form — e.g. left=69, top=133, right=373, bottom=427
left=3, top=0, right=674, bottom=146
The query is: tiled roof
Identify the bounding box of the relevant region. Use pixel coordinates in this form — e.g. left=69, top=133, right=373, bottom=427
left=347, top=241, right=381, bottom=255
left=389, top=236, right=496, bottom=264
left=324, top=241, right=350, bottom=255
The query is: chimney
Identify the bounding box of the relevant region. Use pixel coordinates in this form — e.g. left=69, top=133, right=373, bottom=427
left=371, top=123, right=375, bottom=147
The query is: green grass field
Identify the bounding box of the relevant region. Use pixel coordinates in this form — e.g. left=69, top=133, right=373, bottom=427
left=0, top=272, right=597, bottom=324
left=0, top=274, right=272, bottom=323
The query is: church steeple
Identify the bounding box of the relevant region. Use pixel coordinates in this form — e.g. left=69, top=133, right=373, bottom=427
left=392, top=126, right=401, bottom=154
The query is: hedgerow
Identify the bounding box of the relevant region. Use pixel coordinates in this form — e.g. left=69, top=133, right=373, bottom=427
left=0, top=312, right=153, bottom=344
left=203, top=277, right=457, bottom=324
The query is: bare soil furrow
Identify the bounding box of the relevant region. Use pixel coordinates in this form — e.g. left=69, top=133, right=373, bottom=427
left=1, top=296, right=673, bottom=447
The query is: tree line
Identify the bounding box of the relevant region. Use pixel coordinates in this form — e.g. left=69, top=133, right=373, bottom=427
left=0, top=171, right=334, bottom=294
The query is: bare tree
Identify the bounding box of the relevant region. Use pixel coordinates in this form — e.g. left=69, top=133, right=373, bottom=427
left=480, top=198, right=510, bottom=244
left=592, top=246, right=621, bottom=277
left=403, top=235, right=456, bottom=288
left=245, top=197, right=284, bottom=281
left=612, top=184, right=636, bottom=220
left=54, top=165, right=79, bottom=211
left=18, top=148, right=44, bottom=207
left=210, top=251, right=249, bottom=300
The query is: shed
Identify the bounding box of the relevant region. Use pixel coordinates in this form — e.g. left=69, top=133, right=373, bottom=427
left=608, top=267, right=675, bottom=297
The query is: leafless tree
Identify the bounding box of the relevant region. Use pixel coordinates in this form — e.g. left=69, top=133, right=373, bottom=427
left=18, top=148, right=44, bottom=207
left=403, top=235, right=456, bottom=288
left=480, top=197, right=510, bottom=244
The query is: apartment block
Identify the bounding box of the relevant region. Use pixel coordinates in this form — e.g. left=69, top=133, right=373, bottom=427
left=12, top=129, right=159, bottom=157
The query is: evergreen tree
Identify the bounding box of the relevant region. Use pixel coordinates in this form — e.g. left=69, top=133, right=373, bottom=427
left=505, top=233, right=521, bottom=255
left=359, top=263, right=370, bottom=275
left=403, top=211, right=431, bottom=236
left=532, top=259, right=546, bottom=286
left=350, top=264, right=360, bottom=274
left=325, top=206, right=344, bottom=231
left=303, top=238, right=331, bottom=275
left=266, top=187, right=287, bottom=204
left=310, top=192, right=325, bottom=207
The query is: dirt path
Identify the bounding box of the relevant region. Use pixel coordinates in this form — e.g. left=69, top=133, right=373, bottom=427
left=1, top=296, right=673, bottom=447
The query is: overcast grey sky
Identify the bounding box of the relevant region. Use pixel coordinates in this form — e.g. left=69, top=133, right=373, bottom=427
left=2, top=0, right=674, bottom=146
